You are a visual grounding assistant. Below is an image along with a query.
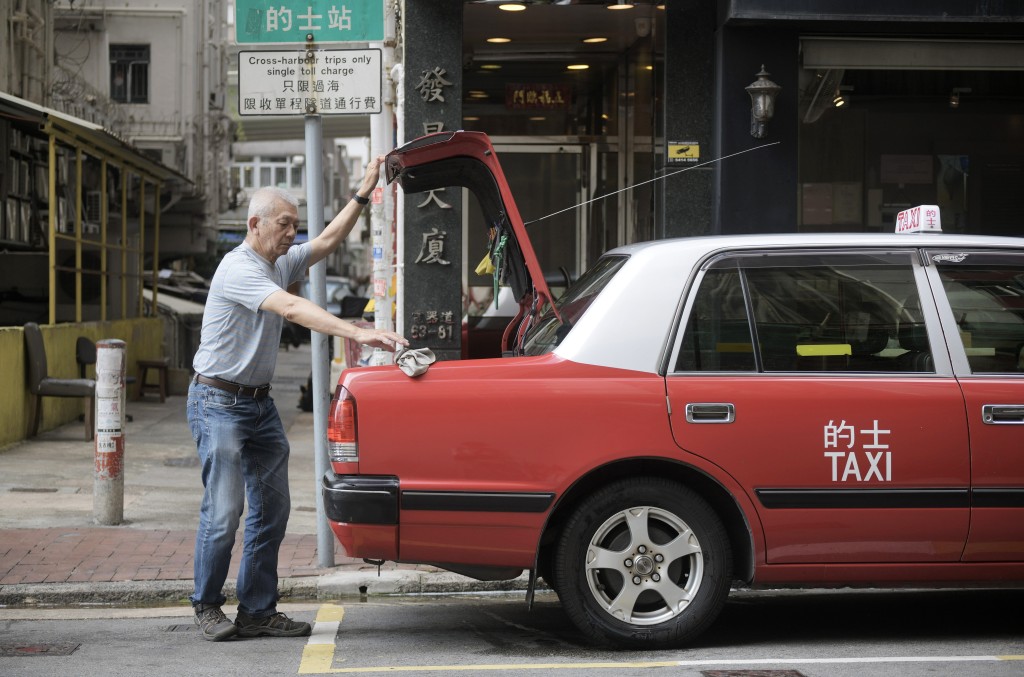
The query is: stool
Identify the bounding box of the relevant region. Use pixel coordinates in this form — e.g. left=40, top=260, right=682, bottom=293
left=137, top=358, right=170, bottom=402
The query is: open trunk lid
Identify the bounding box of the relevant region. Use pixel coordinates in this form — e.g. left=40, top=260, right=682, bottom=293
left=385, top=130, right=558, bottom=354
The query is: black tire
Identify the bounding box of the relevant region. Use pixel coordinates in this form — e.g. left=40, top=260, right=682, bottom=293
left=554, top=477, right=732, bottom=649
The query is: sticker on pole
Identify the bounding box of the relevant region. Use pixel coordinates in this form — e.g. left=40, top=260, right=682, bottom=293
left=238, top=48, right=382, bottom=116
left=895, top=205, right=942, bottom=234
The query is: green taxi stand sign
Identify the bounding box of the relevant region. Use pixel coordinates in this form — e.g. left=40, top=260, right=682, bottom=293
left=235, top=0, right=384, bottom=44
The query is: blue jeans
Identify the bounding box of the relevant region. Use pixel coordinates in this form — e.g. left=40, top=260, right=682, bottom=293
left=187, top=380, right=290, bottom=617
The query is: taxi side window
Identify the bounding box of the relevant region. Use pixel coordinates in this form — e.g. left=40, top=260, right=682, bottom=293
left=931, top=251, right=1024, bottom=374
left=677, top=252, right=930, bottom=374
left=678, top=264, right=755, bottom=371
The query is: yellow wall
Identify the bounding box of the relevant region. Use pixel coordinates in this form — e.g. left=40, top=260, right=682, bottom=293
left=1, top=318, right=163, bottom=447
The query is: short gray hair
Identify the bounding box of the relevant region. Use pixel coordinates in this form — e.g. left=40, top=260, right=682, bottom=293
left=248, top=186, right=299, bottom=221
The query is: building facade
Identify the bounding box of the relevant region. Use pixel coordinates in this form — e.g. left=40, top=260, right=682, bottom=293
left=1, top=0, right=231, bottom=442
left=390, top=0, right=1024, bottom=360
left=1, top=0, right=232, bottom=327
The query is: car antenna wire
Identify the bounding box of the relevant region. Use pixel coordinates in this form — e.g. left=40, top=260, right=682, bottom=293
left=523, top=141, right=781, bottom=227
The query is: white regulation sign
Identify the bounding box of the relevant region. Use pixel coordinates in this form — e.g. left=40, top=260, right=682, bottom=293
left=238, top=48, right=382, bottom=116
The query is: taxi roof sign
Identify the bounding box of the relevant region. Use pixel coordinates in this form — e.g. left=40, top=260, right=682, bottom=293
left=895, top=205, right=942, bottom=234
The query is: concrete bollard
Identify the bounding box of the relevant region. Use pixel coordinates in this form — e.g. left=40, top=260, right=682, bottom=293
left=94, top=339, right=127, bottom=525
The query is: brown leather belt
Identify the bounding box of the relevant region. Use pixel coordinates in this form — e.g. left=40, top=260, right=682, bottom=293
left=194, top=374, right=271, bottom=399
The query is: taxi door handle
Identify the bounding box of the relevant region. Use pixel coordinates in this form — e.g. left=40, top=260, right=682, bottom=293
left=982, top=404, right=1024, bottom=425
left=685, top=403, right=735, bottom=424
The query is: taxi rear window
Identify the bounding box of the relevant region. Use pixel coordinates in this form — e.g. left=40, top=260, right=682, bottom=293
left=521, top=255, right=628, bottom=356
left=676, top=251, right=929, bottom=374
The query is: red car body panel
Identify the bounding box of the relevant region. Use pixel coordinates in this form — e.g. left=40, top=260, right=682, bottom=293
left=667, top=375, right=971, bottom=563
left=961, top=379, right=1024, bottom=561
left=334, top=355, right=722, bottom=566
left=328, top=522, right=398, bottom=561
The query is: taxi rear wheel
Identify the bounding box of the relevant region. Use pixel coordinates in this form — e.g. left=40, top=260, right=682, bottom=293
left=554, top=477, right=732, bottom=649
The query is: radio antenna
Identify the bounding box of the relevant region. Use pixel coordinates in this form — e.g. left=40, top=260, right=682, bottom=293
left=524, top=141, right=780, bottom=227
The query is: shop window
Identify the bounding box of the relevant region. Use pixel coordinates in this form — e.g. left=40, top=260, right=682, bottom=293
left=797, top=64, right=1024, bottom=235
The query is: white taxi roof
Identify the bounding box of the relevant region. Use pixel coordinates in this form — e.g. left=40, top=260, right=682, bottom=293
left=553, top=232, right=1024, bottom=375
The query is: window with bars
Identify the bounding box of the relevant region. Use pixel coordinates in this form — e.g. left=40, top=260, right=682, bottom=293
left=110, top=45, right=150, bottom=104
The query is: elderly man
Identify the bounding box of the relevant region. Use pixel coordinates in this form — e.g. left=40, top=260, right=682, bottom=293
left=188, top=156, right=407, bottom=641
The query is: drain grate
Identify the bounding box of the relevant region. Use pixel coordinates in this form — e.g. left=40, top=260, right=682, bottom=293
left=166, top=624, right=196, bottom=632
left=0, top=643, right=81, bottom=657
left=9, top=487, right=59, bottom=493
left=164, top=456, right=200, bottom=468
left=704, top=667, right=806, bottom=671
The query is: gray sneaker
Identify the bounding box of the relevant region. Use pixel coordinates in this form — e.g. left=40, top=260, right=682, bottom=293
left=194, top=604, right=238, bottom=641
left=235, top=610, right=312, bottom=638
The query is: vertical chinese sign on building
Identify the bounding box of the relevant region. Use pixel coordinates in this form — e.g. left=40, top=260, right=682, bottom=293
left=402, top=0, right=463, bottom=360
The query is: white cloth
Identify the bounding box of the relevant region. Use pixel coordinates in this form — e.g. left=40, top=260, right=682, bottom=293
left=394, top=347, right=436, bottom=377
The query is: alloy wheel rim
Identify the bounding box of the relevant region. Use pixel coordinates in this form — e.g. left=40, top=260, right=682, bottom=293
left=584, top=505, right=704, bottom=625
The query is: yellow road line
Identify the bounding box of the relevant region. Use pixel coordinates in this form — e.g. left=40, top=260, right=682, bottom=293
left=297, top=604, right=1024, bottom=675
left=299, top=604, right=345, bottom=674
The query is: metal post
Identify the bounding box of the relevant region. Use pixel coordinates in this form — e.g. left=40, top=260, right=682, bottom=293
left=392, top=61, right=406, bottom=340
left=305, top=111, right=334, bottom=568
left=93, top=339, right=126, bottom=525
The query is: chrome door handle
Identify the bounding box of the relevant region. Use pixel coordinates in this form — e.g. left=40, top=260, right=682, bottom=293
left=685, top=403, right=735, bottom=424
left=982, top=404, right=1024, bottom=425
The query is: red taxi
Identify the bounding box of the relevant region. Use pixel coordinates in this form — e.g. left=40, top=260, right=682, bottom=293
left=323, top=132, right=1024, bottom=649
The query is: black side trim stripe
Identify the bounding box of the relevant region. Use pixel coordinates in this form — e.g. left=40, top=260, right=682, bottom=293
left=402, top=491, right=555, bottom=513
left=756, top=488, right=969, bottom=509
left=973, top=488, right=1024, bottom=508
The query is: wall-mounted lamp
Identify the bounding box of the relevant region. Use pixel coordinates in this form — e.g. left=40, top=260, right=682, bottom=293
left=950, top=87, right=971, bottom=109
left=745, top=65, right=781, bottom=139
left=833, top=89, right=846, bottom=108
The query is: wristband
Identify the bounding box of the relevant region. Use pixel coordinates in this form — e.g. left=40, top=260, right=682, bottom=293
left=352, top=193, right=370, bottom=205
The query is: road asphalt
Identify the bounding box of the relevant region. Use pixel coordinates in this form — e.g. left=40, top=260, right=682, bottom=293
left=0, top=343, right=529, bottom=608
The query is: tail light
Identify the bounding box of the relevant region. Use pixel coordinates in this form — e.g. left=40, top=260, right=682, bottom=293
left=327, top=387, right=358, bottom=463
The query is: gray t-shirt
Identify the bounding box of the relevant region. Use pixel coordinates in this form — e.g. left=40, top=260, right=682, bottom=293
left=193, top=241, right=312, bottom=386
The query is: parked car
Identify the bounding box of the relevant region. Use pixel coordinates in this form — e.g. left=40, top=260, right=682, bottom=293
left=284, top=275, right=367, bottom=346
left=323, top=131, right=1024, bottom=649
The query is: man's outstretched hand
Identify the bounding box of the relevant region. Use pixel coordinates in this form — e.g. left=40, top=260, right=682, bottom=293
left=356, top=327, right=410, bottom=351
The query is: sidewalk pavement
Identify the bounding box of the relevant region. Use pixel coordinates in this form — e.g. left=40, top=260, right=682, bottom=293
left=0, top=344, right=529, bottom=607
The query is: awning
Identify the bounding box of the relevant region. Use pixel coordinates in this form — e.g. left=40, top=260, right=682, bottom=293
left=0, top=91, right=189, bottom=184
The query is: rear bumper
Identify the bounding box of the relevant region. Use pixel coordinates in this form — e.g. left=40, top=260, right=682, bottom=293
left=322, top=472, right=399, bottom=524
left=322, top=473, right=400, bottom=560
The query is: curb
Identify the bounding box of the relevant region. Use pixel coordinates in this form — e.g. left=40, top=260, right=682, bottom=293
left=0, top=571, right=535, bottom=608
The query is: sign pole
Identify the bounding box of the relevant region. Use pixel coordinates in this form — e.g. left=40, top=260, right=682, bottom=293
left=306, top=107, right=335, bottom=568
